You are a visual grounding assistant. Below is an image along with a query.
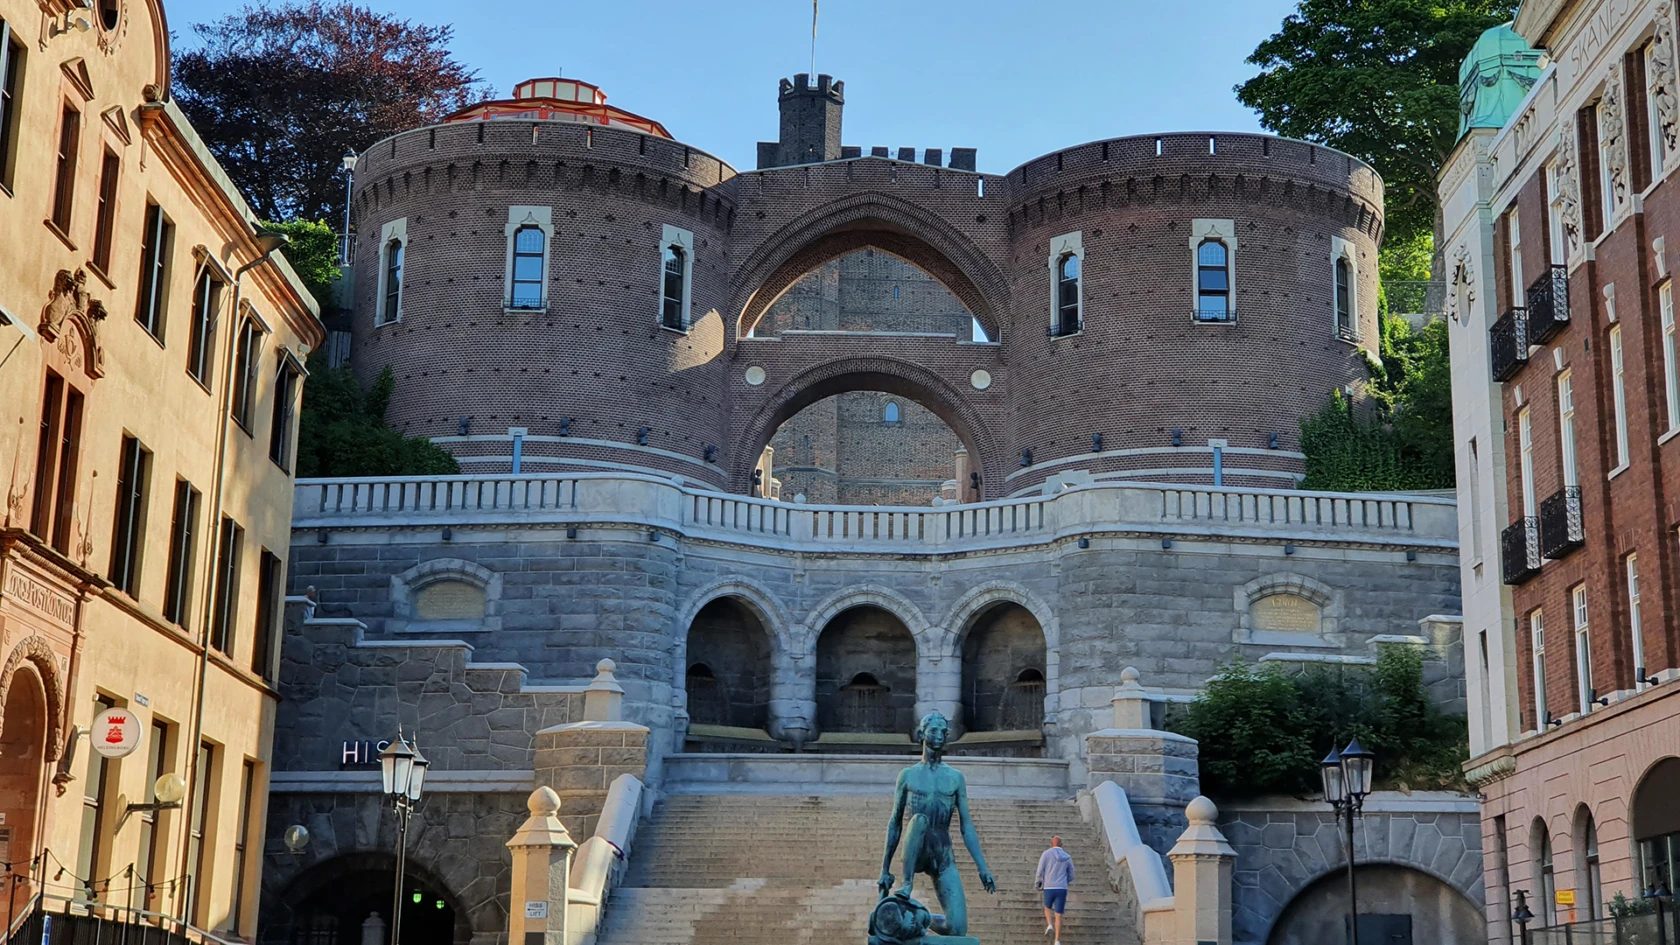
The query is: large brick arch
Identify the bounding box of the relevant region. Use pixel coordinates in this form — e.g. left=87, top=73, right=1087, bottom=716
left=730, top=192, right=1011, bottom=342
left=728, top=356, right=1008, bottom=498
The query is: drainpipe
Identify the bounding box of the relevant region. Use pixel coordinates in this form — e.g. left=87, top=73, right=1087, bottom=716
left=175, top=230, right=291, bottom=927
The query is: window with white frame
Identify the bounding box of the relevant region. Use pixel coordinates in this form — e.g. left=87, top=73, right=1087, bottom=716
left=1330, top=235, right=1359, bottom=341
left=1611, top=325, right=1629, bottom=469
left=503, top=206, right=552, bottom=311
left=1519, top=408, right=1537, bottom=517
left=1628, top=553, right=1646, bottom=684
left=1531, top=609, right=1548, bottom=727
left=375, top=217, right=407, bottom=326
left=1469, top=438, right=1484, bottom=563
left=1559, top=370, right=1579, bottom=487
left=1598, top=100, right=1618, bottom=228
left=1048, top=231, right=1082, bottom=337
left=1574, top=584, right=1593, bottom=713
left=1189, top=219, right=1236, bottom=322
left=1648, top=42, right=1669, bottom=176
left=659, top=224, right=694, bottom=331
left=1547, top=163, right=1567, bottom=265
left=1664, top=282, right=1679, bottom=433
left=1508, top=205, right=1525, bottom=302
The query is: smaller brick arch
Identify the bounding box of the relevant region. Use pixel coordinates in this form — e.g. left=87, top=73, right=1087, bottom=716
left=0, top=636, right=66, bottom=761
left=793, top=585, right=935, bottom=663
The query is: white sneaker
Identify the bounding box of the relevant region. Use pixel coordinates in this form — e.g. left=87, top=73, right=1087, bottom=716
left=1044, top=925, right=1054, bottom=935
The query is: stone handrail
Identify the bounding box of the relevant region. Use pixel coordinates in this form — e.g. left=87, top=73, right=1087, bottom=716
left=567, top=773, right=644, bottom=945
left=293, top=472, right=1456, bottom=552
left=1090, top=780, right=1176, bottom=939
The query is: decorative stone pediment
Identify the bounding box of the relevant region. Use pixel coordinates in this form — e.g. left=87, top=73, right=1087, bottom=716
left=38, top=269, right=105, bottom=380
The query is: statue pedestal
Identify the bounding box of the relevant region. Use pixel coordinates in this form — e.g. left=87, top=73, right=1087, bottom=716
left=923, top=937, right=981, bottom=944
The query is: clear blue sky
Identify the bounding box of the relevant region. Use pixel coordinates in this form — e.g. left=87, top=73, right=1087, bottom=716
left=163, top=0, right=1301, bottom=174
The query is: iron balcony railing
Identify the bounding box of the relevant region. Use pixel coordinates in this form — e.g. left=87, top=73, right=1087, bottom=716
left=1492, top=307, right=1530, bottom=381
left=1047, top=318, right=1082, bottom=338
left=1526, top=264, right=1571, bottom=344
left=1540, top=485, right=1585, bottom=559
left=1193, top=307, right=1236, bottom=323
left=1503, top=516, right=1542, bottom=584
left=1527, top=896, right=1676, bottom=945
left=1337, top=320, right=1359, bottom=342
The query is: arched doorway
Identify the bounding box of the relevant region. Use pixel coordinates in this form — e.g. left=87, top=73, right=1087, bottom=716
left=1266, top=864, right=1484, bottom=945
left=814, top=606, right=917, bottom=740
left=0, top=663, right=48, bottom=914
left=683, top=598, right=773, bottom=737
left=770, top=391, right=964, bottom=506
left=959, top=603, right=1047, bottom=746
left=275, top=854, right=464, bottom=945
left=1634, top=757, right=1680, bottom=896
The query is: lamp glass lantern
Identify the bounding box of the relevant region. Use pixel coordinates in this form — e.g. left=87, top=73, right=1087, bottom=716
left=1340, top=738, right=1375, bottom=799
left=379, top=735, right=416, bottom=799
left=342, top=150, right=358, bottom=173
left=1319, top=747, right=1345, bottom=805
left=406, top=743, right=429, bottom=802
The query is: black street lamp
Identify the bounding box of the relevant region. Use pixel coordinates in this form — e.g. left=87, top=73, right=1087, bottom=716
left=1512, top=888, right=1534, bottom=945
left=340, top=150, right=358, bottom=266
left=379, top=732, right=428, bottom=945
left=1321, top=738, right=1376, bottom=945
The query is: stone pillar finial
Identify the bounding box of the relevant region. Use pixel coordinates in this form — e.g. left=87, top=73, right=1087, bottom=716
left=507, top=787, right=577, bottom=945
left=1167, top=795, right=1236, bottom=945
left=1112, top=666, right=1150, bottom=730
left=583, top=658, right=625, bottom=722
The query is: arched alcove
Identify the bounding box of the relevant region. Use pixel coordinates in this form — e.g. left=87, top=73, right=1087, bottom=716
left=1634, top=756, right=1680, bottom=895
left=683, top=598, right=773, bottom=731
left=272, top=853, right=466, bottom=945
left=1266, top=864, right=1484, bottom=944
left=959, top=602, right=1047, bottom=737
left=0, top=663, right=47, bottom=914
left=814, top=606, right=917, bottom=737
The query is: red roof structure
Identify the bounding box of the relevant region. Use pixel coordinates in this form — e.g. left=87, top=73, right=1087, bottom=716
left=443, top=78, right=671, bottom=138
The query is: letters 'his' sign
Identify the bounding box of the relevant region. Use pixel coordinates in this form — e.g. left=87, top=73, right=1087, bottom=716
left=92, top=708, right=140, bottom=759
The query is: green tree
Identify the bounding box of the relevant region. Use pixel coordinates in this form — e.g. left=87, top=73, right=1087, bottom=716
left=1237, top=0, right=1519, bottom=254
left=296, top=362, right=459, bottom=477
left=263, top=219, right=341, bottom=311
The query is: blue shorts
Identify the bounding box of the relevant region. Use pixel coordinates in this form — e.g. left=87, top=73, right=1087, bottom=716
left=1042, top=888, right=1067, bottom=913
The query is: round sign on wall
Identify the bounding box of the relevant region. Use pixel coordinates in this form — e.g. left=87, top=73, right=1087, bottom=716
left=91, top=707, right=141, bottom=759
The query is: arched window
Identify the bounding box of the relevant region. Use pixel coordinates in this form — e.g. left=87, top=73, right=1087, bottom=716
left=883, top=402, right=900, bottom=424
left=1196, top=239, right=1231, bottom=321
left=837, top=672, right=891, bottom=732
left=1055, top=253, right=1081, bottom=335
left=1335, top=255, right=1355, bottom=339
left=661, top=245, right=687, bottom=330
left=509, top=226, right=545, bottom=309
left=1580, top=811, right=1602, bottom=919
left=380, top=238, right=403, bottom=325
left=1535, top=820, right=1557, bottom=926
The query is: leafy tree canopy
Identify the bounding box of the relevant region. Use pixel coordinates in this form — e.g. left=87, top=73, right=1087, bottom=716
left=263, top=219, right=341, bottom=312
left=176, top=1, right=487, bottom=221
left=1237, top=0, right=1519, bottom=248
left=297, top=361, right=459, bottom=478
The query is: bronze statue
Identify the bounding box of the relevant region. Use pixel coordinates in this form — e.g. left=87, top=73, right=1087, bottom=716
left=874, top=711, right=994, bottom=943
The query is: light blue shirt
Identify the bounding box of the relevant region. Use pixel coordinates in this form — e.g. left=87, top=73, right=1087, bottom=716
left=1035, top=846, right=1074, bottom=889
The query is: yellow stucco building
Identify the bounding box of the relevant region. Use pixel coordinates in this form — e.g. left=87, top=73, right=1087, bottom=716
left=0, top=0, right=322, bottom=936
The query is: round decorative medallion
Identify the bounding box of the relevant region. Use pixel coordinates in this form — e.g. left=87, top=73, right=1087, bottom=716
left=95, top=0, right=128, bottom=56
left=744, top=366, right=766, bottom=386
left=970, top=369, right=992, bottom=391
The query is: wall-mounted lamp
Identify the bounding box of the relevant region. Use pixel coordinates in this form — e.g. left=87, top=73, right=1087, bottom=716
left=566, top=527, right=578, bottom=539
left=1161, top=538, right=1173, bottom=550
left=283, top=824, right=312, bottom=855
left=458, top=417, right=471, bottom=436
left=969, top=472, right=981, bottom=492
left=1091, top=433, right=1103, bottom=452
left=317, top=530, right=330, bottom=544
left=1406, top=549, right=1417, bottom=562
left=1638, top=665, right=1661, bottom=687
left=1020, top=449, right=1034, bottom=467
left=1591, top=688, right=1610, bottom=708
left=558, top=418, right=571, bottom=437
left=117, top=773, right=187, bottom=831
left=637, top=427, right=650, bottom=446
left=704, top=445, right=717, bottom=463
left=1171, top=429, right=1183, bottom=447
left=1268, top=432, right=1280, bottom=450
left=441, top=527, right=452, bottom=542
left=1284, top=543, right=1296, bottom=555
left=647, top=530, right=660, bottom=542
left=1077, top=537, right=1090, bottom=549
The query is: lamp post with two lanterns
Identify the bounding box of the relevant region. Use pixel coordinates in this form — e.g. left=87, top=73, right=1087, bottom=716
left=378, top=731, right=428, bottom=945
left=340, top=150, right=358, bottom=266
left=1321, top=738, right=1376, bottom=945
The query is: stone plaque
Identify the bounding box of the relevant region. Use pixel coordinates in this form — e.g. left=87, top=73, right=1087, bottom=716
left=414, top=580, right=486, bottom=621
left=1250, top=593, right=1321, bottom=633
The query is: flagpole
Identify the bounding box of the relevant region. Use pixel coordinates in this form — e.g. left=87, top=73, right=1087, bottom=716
left=811, top=0, right=818, bottom=76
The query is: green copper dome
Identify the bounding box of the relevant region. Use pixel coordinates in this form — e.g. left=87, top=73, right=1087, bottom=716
left=1459, top=23, right=1544, bottom=139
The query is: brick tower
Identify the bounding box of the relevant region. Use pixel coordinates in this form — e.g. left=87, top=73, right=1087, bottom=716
left=759, top=73, right=844, bottom=168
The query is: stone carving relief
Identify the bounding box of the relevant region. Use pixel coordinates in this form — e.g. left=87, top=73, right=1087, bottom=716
left=37, top=269, right=105, bottom=380
left=1556, top=123, right=1584, bottom=258
left=1602, top=64, right=1630, bottom=214
left=1656, top=2, right=1680, bottom=161
left=1447, top=244, right=1476, bottom=323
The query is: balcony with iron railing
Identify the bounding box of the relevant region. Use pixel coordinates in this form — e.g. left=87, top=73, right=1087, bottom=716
left=1491, top=307, right=1529, bottom=381
left=1540, top=485, right=1584, bottom=559
left=1193, top=307, right=1236, bottom=324
left=1525, top=264, right=1571, bottom=344
left=1503, top=516, right=1542, bottom=584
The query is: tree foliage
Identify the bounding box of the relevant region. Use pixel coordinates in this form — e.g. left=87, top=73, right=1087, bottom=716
left=296, top=361, right=459, bottom=478
left=176, top=1, right=487, bottom=221
left=1236, top=0, right=1519, bottom=247
left=263, top=219, right=341, bottom=312
left=1171, top=647, right=1468, bottom=798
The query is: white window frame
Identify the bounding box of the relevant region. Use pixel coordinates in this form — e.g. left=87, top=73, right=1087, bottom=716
left=1664, top=282, right=1680, bottom=434
left=1508, top=205, right=1525, bottom=303
left=1559, top=370, right=1579, bottom=487
left=1574, top=585, right=1593, bottom=713
left=1610, top=325, right=1629, bottom=469
left=658, top=223, right=695, bottom=332
left=503, top=206, right=553, bottom=313
left=1531, top=609, right=1548, bottom=728
left=1189, top=219, right=1236, bottom=322
left=1628, top=553, right=1646, bottom=685
left=1330, top=235, right=1360, bottom=342
left=375, top=217, right=407, bottom=327
left=1048, top=231, right=1083, bottom=336
left=1547, top=162, right=1567, bottom=265
left=1519, top=409, right=1537, bottom=517
left=1648, top=41, right=1668, bottom=178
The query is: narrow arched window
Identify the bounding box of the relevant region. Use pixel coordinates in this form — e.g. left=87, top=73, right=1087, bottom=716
left=1335, top=255, right=1354, bottom=339
left=510, top=226, right=545, bottom=309
left=1196, top=239, right=1230, bottom=321
left=1055, top=253, right=1081, bottom=335
left=883, top=402, right=900, bottom=424
left=381, top=238, right=403, bottom=324
left=661, top=245, right=687, bottom=330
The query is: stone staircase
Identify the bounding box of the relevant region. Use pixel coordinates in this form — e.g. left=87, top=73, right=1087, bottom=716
left=597, top=794, right=1139, bottom=945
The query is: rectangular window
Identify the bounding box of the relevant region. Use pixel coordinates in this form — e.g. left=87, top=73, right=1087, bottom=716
left=1664, top=282, right=1679, bottom=433
left=1646, top=42, right=1668, bottom=179
left=269, top=359, right=300, bottom=471
left=1547, top=163, right=1567, bottom=264
left=230, top=760, right=257, bottom=931
left=162, top=479, right=202, bottom=628
left=210, top=517, right=243, bottom=655
left=1559, top=371, right=1579, bottom=487
left=0, top=20, right=25, bottom=191
left=91, top=149, right=119, bottom=272
left=1469, top=438, right=1484, bottom=562
left=1518, top=409, right=1536, bottom=517
left=1478, top=628, right=1492, bottom=747
left=109, top=435, right=151, bottom=596
left=50, top=102, right=80, bottom=234
left=137, top=719, right=172, bottom=907
left=253, top=549, right=283, bottom=678
left=1628, top=553, right=1646, bottom=684
left=135, top=202, right=175, bottom=340
left=186, top=741, right=217, bottom=925
left=1507, top=205, right=1524, bottom=304
left=1531, top=610, right=1548, bottom=728
left=29, top=371, right=84, bottom=553
left=77, top=696, right=118, bottom=901
left=230, top=319, right=260, bottom=429
left=1611, top=325, right=1629, bottom=468
left=1574, top=585, right=1593, bottom=713
left=187, top=268, right=223, bottom=385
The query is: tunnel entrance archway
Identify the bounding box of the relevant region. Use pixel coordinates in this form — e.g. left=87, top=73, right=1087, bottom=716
left=959, top=602, right=1048, bottom=737
left=275, top=854, right=465, bottom=945
left=814, top=606, right=918, bottom=738
left=683, top=597, right=773, bottom=732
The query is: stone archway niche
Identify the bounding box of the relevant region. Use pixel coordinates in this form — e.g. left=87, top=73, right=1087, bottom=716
left=0, top=663, right=48, bottom=915
left=814, top=605, right=918, bottom=742
left=1266, top=864, right=1484, bottom=945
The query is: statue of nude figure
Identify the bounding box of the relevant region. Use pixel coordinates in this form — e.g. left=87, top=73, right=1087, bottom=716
left=877, top=712, right=996, bottom=937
